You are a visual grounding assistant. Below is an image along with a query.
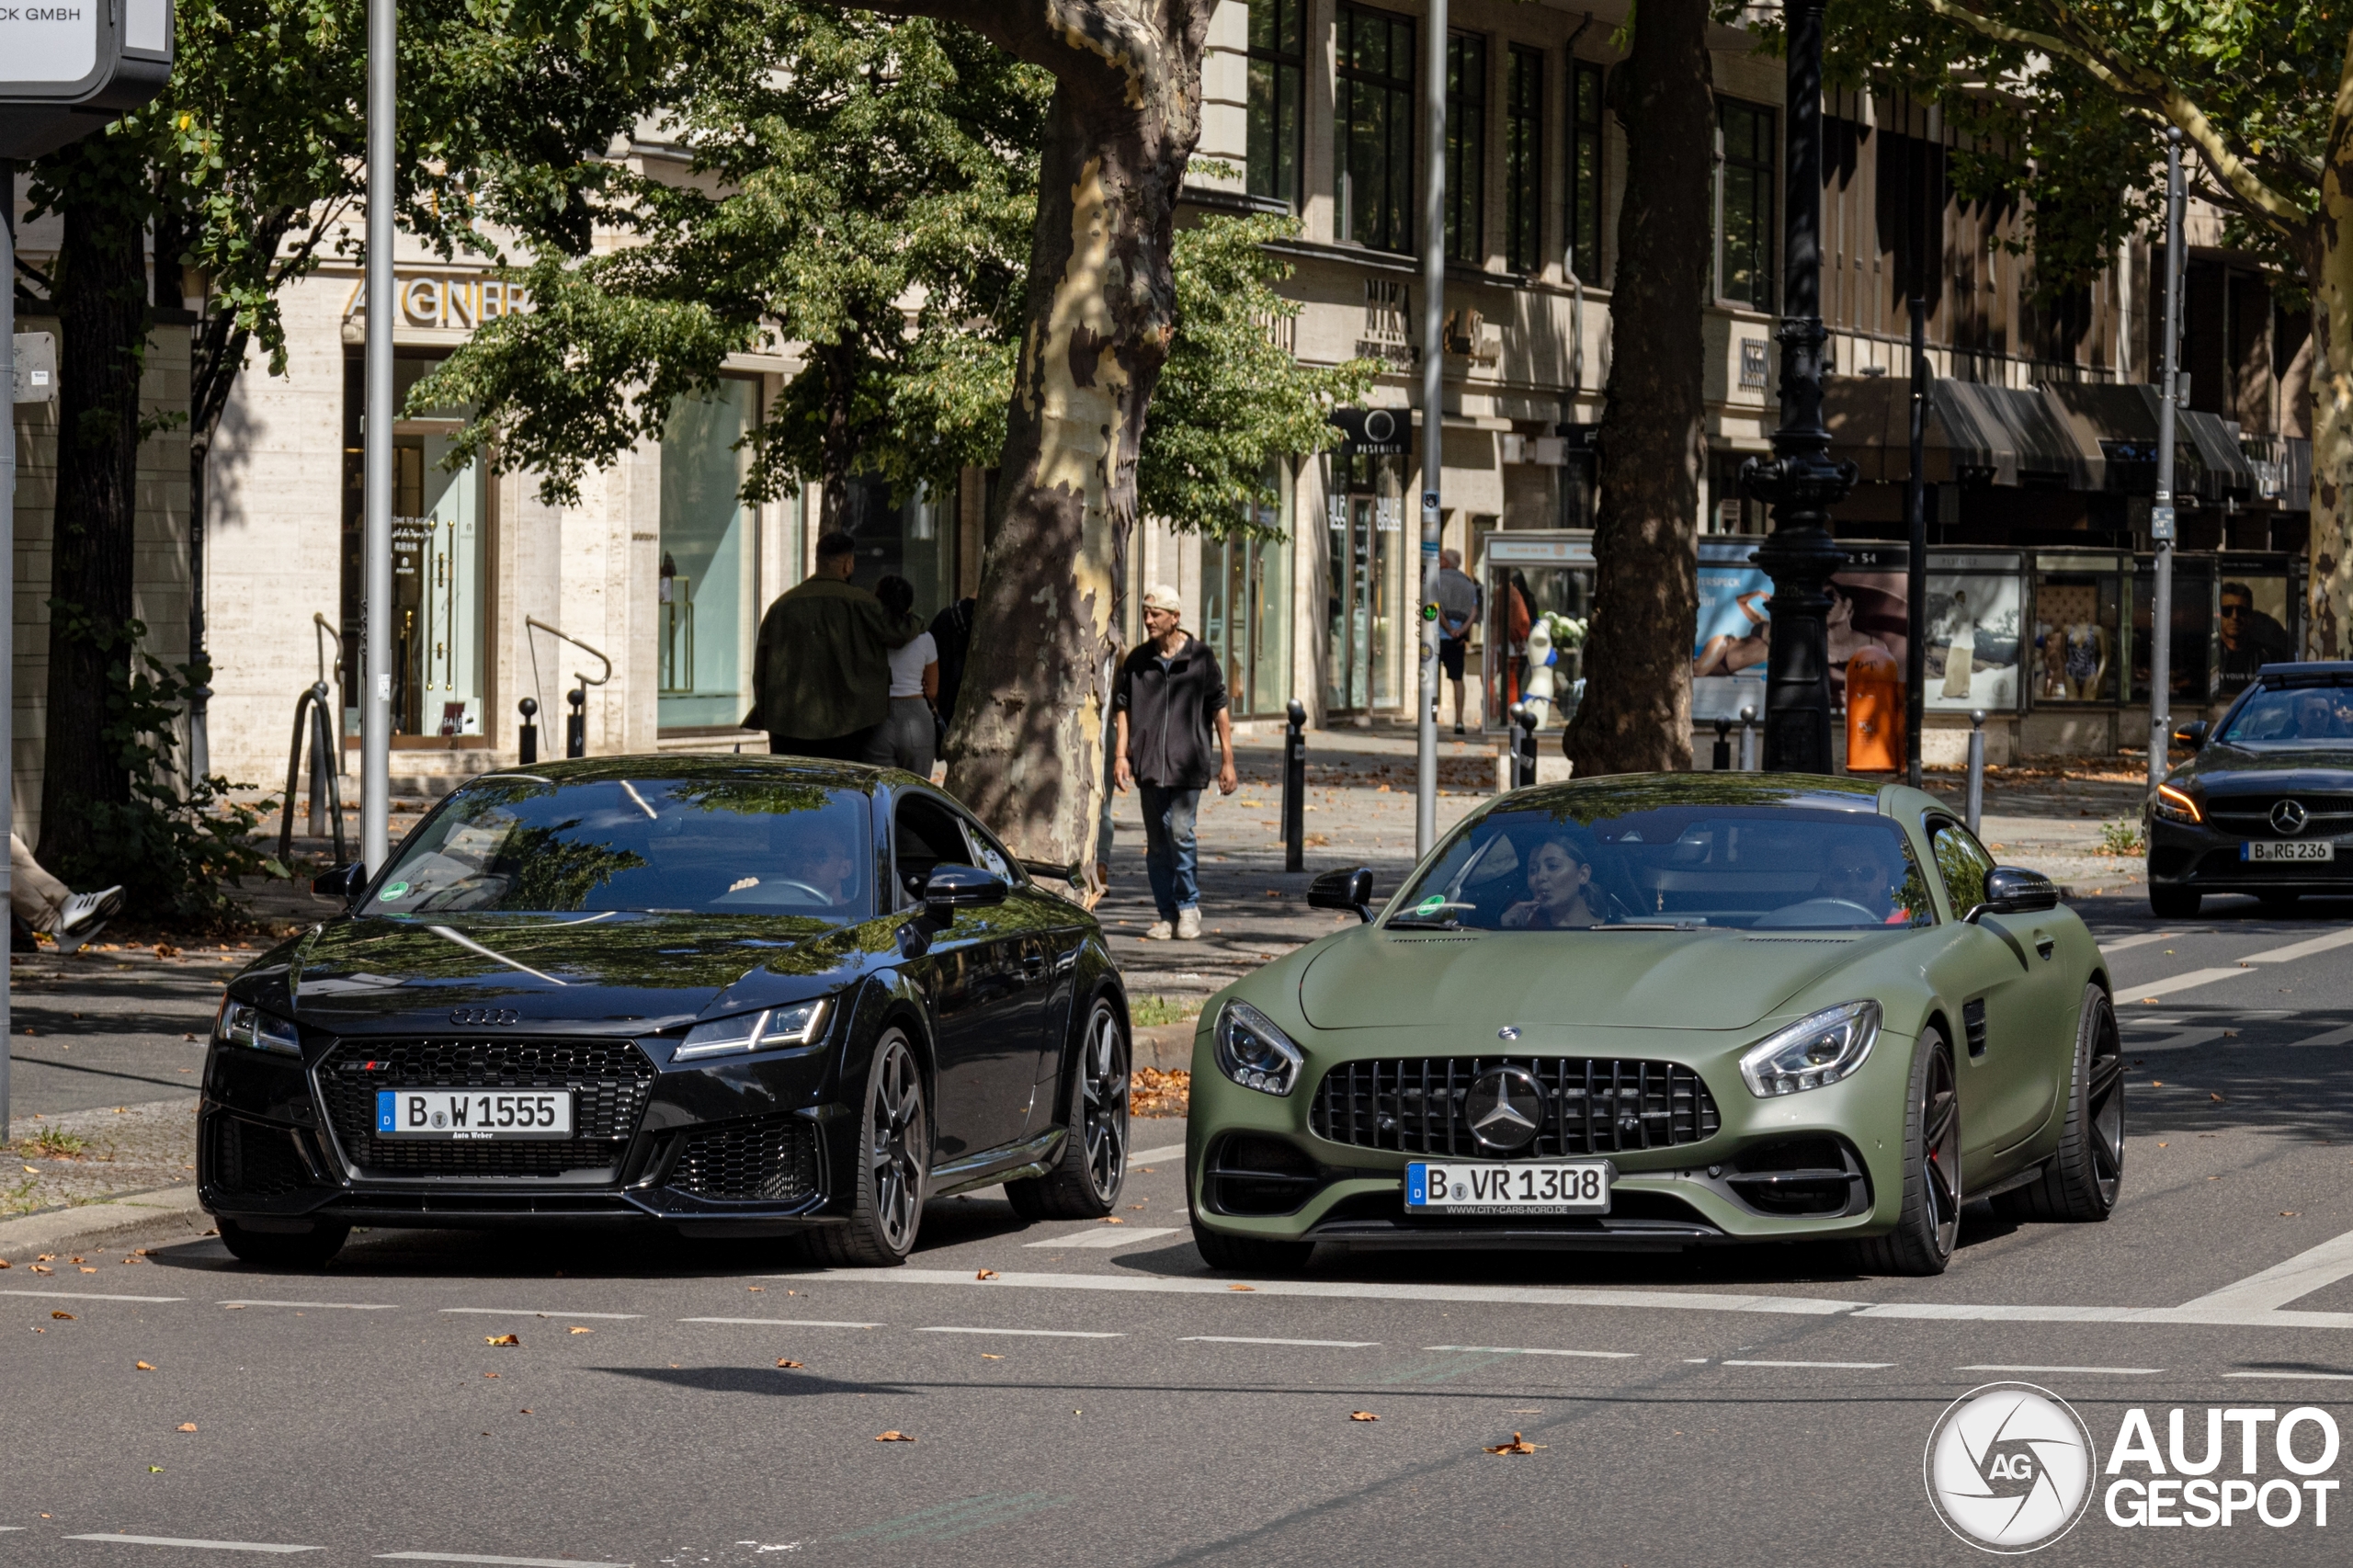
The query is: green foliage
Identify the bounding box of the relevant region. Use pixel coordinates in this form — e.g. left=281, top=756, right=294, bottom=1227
left=41, top=611, right=283, bottom=925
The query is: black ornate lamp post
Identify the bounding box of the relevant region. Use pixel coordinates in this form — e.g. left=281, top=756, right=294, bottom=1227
left=1740, top=0, right=1858, bottom=774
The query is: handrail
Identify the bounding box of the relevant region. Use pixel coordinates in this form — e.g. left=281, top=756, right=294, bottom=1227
left=525, top=616, right=612, bottom=689
left=279, top=681, right=348, bottom=867
left=312, top=613, right=346, bottom=768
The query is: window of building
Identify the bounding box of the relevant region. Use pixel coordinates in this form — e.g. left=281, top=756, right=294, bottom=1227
left=1246, top=0, right=1305, bottom=209
left=1503, top=45, right=1542, bottom=275
left=1200, top=469, right=1294, bottom=718
left=1566, top=59, right=1604, bottom=282
left=1336, top=5, right=1415, bottom=254
left=1718, top=98, right=1777, bottom=309
left=658, top=379, right=760, bottom=730
left=1445, top=32, right=1485, bottom=265
left=841, top=475, right=956, bottom=625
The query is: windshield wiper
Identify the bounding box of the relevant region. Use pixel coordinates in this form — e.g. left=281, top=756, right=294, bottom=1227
left=1592, top=921, right=1708, bottom=931
left=1386, top=916, right=1465, bottom=930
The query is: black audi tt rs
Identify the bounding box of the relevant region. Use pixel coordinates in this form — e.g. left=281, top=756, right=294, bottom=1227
left=2148, top=661, right=2353, bottom=916
left=199, top=756, right=1131, bottom=1267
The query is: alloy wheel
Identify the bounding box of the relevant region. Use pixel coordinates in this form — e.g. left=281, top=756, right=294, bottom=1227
left=1924, top=1046, right=1961, bottom=1260
left=1078, top=1004, right=1130, bottom=1204
left=2084, top=998, right=2125, bottom=1209
left=869, top=1037, right=925, bottom=1252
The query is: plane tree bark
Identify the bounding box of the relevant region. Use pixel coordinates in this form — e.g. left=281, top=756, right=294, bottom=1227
left=1562, top=0, right=1714, bottom=778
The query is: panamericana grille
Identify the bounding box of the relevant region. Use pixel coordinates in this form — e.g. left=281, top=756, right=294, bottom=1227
left=319, top=1038, right=654, bottom=1176
left=667, top=1119, right=822, bottom=1203
left=1310, top=1056, right=1720, bottom=1158
left=207, top=1116, right=318, bottom=1199
left=2208, top=795, right=2353, bottom=835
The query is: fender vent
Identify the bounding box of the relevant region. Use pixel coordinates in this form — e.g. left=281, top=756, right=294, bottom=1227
left=1962, top=999, right=1988, bottom=1059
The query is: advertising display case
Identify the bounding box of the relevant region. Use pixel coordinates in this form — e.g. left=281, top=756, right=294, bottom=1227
left=1482, top=530, right=1592, bottom=732
left=2029, top=551, right=2128, bottom=705
left=2130, top=554, right=2217, bottom=709
left=1924, top=551, right=2026, bottom=713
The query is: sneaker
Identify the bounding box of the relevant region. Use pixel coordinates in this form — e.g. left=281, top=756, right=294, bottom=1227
left=54, top=887, right=123, bottom=955
left=1454, top=722, right=1467, bottom=736
left=1176, top=906, right=1203, bottom=940
left=1142, top=920, right=1175, bottom=941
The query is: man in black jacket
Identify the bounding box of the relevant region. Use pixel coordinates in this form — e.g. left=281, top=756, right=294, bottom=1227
left=1113, top=585, right=1238, bottom=940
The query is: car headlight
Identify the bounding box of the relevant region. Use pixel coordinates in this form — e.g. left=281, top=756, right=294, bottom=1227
left=676, top=999, right=828, bottom=1061
left=2154, top=783, right=2202, bottom=824
left=214, top=998, right=302, bottom=1058
left=1738, top=1001, right=1880, bottom=1097
left=1214, top=1000, right=1304, bottom=1096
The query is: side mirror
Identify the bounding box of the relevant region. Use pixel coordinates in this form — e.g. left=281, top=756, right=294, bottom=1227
left=2172, top=721, right=2208, bottom=751
left=1967, top=866, right=2060, bottom=922
left=312, top=862, right=367, bottom=902
left=1308, top=866, right=1376, bottom=923
left=924, top=865, right=1008, bottom=924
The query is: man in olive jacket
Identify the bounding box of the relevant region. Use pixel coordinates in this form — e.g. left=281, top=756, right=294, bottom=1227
left=746, top=531, right=926, bottom=760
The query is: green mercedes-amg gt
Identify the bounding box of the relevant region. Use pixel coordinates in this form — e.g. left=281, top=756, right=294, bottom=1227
left=1188, top=775, right=2121, bottom=1277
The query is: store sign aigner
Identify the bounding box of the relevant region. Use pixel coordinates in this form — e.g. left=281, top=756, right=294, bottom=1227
left=346, top=273, right=534, bottom=332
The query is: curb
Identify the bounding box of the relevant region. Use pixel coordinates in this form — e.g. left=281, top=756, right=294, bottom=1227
left=1132, top=1021, right=1197, bottom=1073
left=0, top=1186, right=208, bottom=1257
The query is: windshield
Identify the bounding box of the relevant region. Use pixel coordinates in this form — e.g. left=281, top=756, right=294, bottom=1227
left=370, top=778, right=873, bottom=917
left=2216, top=683, right=2353, bottom=744
left=1392, top=803, right=1935, bottom=931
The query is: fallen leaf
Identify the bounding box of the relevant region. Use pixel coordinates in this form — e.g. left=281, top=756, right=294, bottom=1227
left=519, top=1409, right=531, bottom=1415
left=980, top=1354, right=1003, bottom=1360
left=223, top=1304, right=245, bottom=1310
left=70, top=1256, right=84, bottom=1265
left=483, top=1371, right=500, bottom=1379
left=35, top=1255, right=51, bottom=1262
left=2158, top=1142, right=2168, bottom=1147
left=1099, top=1217, right=1126, bottom=1225
left=148, top=1466, right=164, bottom=1473
left=1485, top=1433, right=1544, bottom=1455
left=568, top=1326, right=593, bottom=1335
left=2211, top=1093, right=2226, bottom=1103
left=746, top=1286, right=763, bottom=1292
left=484, top=1334, right=519, bottom=1346
left=136, top=1361, right=156, bottom=1371
left=1228, top=1284, right=1255, bottom=1292
left=1350, top=1411, right=1380, bottom=1422
left=78, top=1267, right=97, bottom=1274
left=29, top=1265, right=52, bottom=1275
left=2154, top=1081, right=2164, bottom=1087
left=875, top=1430, right=915, bottom=1442
left=975, top=1269, right=998, bottom=1280
left=0, top=1259, right=8, bottom=1268
left=51, top=1311, right=73, bottom=1321
left=176, top=1423, right=197, bottom=1433
left=776, top=1358, right=805, bottom=1369
left=2283, top=1211, right=2301, bottom=1218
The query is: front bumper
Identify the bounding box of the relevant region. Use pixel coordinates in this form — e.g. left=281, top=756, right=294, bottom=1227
left=199, top=1029, right=850, bottom=1237
left=2147, top=815, right=2353, bottom=896
left=1187, top=1020, right=1911, bottom=1251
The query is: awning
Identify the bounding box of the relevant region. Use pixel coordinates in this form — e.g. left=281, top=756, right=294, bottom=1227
left=1823, top=376, right=2102, bottom=488
left=2040, top=383, right=2261, bottom=503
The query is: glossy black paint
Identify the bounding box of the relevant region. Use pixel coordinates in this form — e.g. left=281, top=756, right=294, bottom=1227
left=198, top=756, right=1128, bottom=1237
left=2148, top=665, right=2353, bottom=901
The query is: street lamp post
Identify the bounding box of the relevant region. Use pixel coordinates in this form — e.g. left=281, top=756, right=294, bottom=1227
left=1741, top=0, right=1857, bottom=774
left=1414, top=0, right=1448, bottom=857
left=2148, top=127, right=2185, bottom=788
left=359, top=0, right=396, bottom=873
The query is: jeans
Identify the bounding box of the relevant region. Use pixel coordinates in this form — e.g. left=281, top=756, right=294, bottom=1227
left=861, top=697, right=937, bottom=776
left=1137, top=783, right=1201, bottom=921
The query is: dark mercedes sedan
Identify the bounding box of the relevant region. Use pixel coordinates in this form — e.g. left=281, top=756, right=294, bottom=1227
left=2147, top=661, right=2353, bottom=917
left=199, top=757, right=1131, bottom=1267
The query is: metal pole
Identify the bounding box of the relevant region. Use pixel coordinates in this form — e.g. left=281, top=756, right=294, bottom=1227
left=1905, top=296, right=1927, bottom=789
left=1282, top=699, right=1305, bottom=873
left=1414, top=0, right=1449, bottom=856
left=1739, top=703, right=1758, bottom=771
left=1744, top=0, right=1855, bottom=774
left=0, top=159, right=15, bottom=1136
left=358, top=0, right=397, bottom=874
left=1965, top=708, right=1986, bottom=835
left=2149, top=127, right=2184, bottom=788
left=1713, top=717, right=1733, bottom=772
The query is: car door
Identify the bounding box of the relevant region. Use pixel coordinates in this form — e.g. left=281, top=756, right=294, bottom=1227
left=954, top=808, right=1082, bottom=1135
left=1922, top=815, right=2073, bottom=1176
left=892, top=790, right=1035, bottom=1158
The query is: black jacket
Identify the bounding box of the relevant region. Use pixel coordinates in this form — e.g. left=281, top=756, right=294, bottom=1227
left=1114, top=634, right=1229, bottom=789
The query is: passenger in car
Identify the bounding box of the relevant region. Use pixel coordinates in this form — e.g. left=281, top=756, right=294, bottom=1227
left=1500, top=834, right=1605, bottom=928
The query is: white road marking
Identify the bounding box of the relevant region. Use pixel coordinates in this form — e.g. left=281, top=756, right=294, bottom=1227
left=2097, top=931, right=2181, bottom=954
left=1022, top=1227, right=1180, bottom=1250
left=439, top=1299, right=644, bottom=1309
left=2290, top=1025, right=2353, bottom=1048
left=1427, top=1345, right=1638, bottom=1358
left=0, top=1290, right=184, bottom=1303
left=1721, top=1359, right=1894, bottom=1369
left=63, top=1536, right=320, bottom=1553
left=678, top=1317, right=880, bottom=1328
left=2242, top=927, right=2353, bottom=964
left=917, top=1325, right=1124, bottom=1338
left=1128, top=1143, right=1187, bottom=1165
left=813, top=1267, right=1863, bottom=1316
left=2224, top=1370, right=2353, bottom=1381
left=216, top=1300, right=399, bottom=1311
left=377, top=1555, right=631, bottom=1567
left=2126, top=968, right=2246, bottom=1001
left=1957, top=1356, right=2154, bottom=1365
left=1859, top=1302, right=2353, bottom=1328
left=2177, top=1223, right=2353, bottom=1312
left=1185, top=1335, right=1380, bottom=1347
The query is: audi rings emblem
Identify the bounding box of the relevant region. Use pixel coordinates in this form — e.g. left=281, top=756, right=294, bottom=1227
left=1464, top=1065, right=1546, bottom=1153
left=2271, top=799, right=2310, bottom=836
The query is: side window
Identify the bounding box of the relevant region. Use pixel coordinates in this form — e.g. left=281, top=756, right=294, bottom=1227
left=892, top=795, right=974, bottom=904
left=957, top=813, right=1017, bottom=883
left=1929, top=820, right=1995, bottom=916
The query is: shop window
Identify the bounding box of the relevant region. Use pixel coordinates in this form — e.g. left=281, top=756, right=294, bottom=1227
left=2130, top=556, right=2215, bottom=709
left=1200, top=472, right=1294, bottom=718
left=659, top=380, right=760, bottom=729
left=1566, top=59, right=1604, bottom=283
left=1336, top=5, right=1415, bottom=253
left=1326, top=449, right=1407, bottom=711
left=1445, top=32, right=1486, bottom=265
left=1504, top=45, right=1542, bottom=275
left=1718, top=98, right=1776, bottom=310
left=2212, top=564, right=2298, bottom=699
left=2029, top=556, right=2125, bottom=705
left=1247, top=0, right=1305, bottom=209
left=841, top=476, right=956, bottom=622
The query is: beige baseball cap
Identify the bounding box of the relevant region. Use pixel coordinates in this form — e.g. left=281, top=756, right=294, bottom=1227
left=1142, top=584, right=1184, bottom=613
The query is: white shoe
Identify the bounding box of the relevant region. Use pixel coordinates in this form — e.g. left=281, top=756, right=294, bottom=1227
left=1176, top=907, right=1202, bottom=940
left=54, top=887, right=123, bottom=955
left=1142, top=920, right=1175, bottom=941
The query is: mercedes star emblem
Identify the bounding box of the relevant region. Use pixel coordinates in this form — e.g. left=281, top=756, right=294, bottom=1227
left=1465, top=1065, right=1545, bottom=1153
left=2271, top=799, right=2310, bottom=836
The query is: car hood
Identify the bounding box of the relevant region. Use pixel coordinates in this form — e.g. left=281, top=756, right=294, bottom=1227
left=1297, top=927, right=1887, bottom=1033
left=253, top=912, right=881, bottom=1033
left=2182, top=743, right=2353, bottom=794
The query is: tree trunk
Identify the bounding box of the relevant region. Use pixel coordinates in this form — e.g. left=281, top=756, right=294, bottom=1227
left=940, top=3, right=1208, bottom=880
left=2307, top=103, right=2351, bottom=656
left=39, top=189, right=153, bottom=874
left=1563, top=0, right=1714, bottom=778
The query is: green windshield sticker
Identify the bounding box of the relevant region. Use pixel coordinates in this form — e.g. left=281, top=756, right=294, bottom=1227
left=379, top=881, right=409, bottom=901
left=1414, top=894, right=1448, bottom=915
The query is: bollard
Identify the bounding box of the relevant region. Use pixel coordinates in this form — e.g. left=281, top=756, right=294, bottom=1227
left=1282, top=699, right=1307, bottom=873
left=1712, top=716, right=1733, bottom=772
left=1739, top=705, right=1759, bottom=772
left=1965, top=709, right=1987, bottom=835
left=566, top=687, right=586, bottom=759
left=1512, top=704, right=1539, bottom=789
left=517, top=697, right=539, bottom=766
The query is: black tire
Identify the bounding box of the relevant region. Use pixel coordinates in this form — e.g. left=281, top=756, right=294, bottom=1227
left=2149, top=884, right=2200, bottom=918
left=2259, top=891, right=2302, bottom=914
left=1006, top=995, right=1131, bottom=1221
left=1995, top=984, right=2123, bottom=1223
left=1190, top=1218, right=1313, bottom=1274
left=216, top=1216, right=349, bottom=1268
left=806, top=1029, right=928, bottom=1267
left=1851, top=1029, right=1960, bottom=1277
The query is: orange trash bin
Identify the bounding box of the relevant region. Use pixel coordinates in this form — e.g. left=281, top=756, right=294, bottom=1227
left=1845, top=644, right=1904, bottom=774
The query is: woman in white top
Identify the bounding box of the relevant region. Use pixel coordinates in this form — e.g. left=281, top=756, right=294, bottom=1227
left=863, top=574, right=940, bottom=775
